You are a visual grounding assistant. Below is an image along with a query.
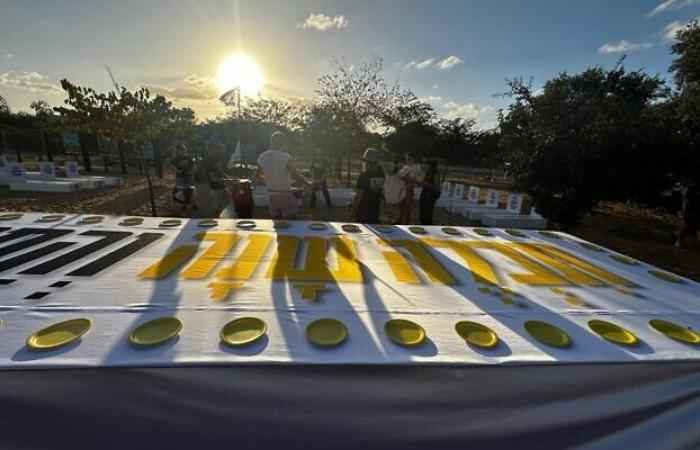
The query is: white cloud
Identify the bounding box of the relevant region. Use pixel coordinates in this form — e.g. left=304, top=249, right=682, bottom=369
left=0, top=71, right=62, bottom=93
left=598, top=39, right=653, bottom=53
left=662, top=18, right=699, bottom=41
left=142, top=74, right=218, bottom=103
left=298, top=13, right=348, bottom=31
left=414, top=59, right=435, bottom=70
left=438, top=55, right=463, bottom=70
left=441, top=100, right=495, bottom=128
left=183, top=74, right=216, bottom=89
left=431, top=84, right=439, bottom=90
left=2, top=54, right=13, bottom=58
left=402, top=56, right=462, bottom=70
left=420, top=96, right=442, bottom=103
left=647, top=0, right=700, bottom=17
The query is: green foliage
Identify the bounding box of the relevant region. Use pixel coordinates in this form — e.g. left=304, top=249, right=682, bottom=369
left=670, top=20, right=700, bottom=88
left=53, top=79, right=195, bottom=145
left=499, top=66, right=670, bottom=228
left=670, top=21, right=700, bottom=184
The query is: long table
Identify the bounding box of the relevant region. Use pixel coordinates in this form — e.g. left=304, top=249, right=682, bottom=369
left=0, top=213, right=699, bottom=449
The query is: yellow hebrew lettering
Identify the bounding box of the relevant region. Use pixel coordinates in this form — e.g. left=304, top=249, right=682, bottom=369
left=208, top=281, right=245, bottom=301
left=293, top=283, right=327, bottom=301
left=488, top=242, right=570, bottom=286
left=513, top=243, right=605, bottom=286
left=180, top=232, right=239, bottom=280
left=380, top=247, right=421, bottom=283
left=380, top=239, right=453, bottom=284
left=529, top=243, right=634, bottom=286
left=214, top=234, right=272, bottom=280
left=138, top=245, right=198, bottom=279
left=423, top=238, right=498, bottom=285
left=266, top=236, right=362, bottom=282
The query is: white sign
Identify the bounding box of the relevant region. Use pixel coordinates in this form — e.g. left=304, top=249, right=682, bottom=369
left=441, top=181, right=451, bottom=197
left=452, top=184, right=464, bottom=199
left=486, top=189, right=500, bottom=208
left=38, top=162, right=56, bottom=181
left=6, top=163, right=26, bottom=182
left=506, top=193, right=524, bottom=214
left=467, top=186, right=480, bottom=203
left=65, top=161, right=80, bottom=177
left=0, top=154, right=7, bottom=174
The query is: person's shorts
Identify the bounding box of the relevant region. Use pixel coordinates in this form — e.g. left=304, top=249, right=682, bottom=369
left=268, top=192, right=299, bottom=220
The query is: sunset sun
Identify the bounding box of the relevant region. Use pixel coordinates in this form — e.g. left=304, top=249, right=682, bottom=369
left=216, top=53, right=264, bottom=97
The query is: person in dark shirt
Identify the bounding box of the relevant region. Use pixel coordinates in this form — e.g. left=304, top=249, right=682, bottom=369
left=677, top=182, right=700, bottom=248
left=309, top=147, right=332, bottom=209
left=170, top=143, right=197, bottom=215
left=205, top=139, right=230, bottom=217
left=419, top=159, right=442, bottom=225
left=351, top=148, right=385, bottom=224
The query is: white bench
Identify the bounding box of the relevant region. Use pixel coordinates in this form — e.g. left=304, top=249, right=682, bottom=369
left=9, top=180, right=80, bottom=193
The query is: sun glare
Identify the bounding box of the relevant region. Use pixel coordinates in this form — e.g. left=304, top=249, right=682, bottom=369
left=216, top=53, right=264, bottom=97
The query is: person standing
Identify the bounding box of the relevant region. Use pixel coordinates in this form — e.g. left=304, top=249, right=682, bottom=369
left=170, top=143, right=197, bottom=216
left=677, top=182, right=700, bottom=248
left=350, top=148, right=385, bottom=224
left=396, top=152, right=419, bottom=224
left=204, top=139, right=230, bottom=217
left=256, top=132, right=309, bottom=220
left=419, top=159, right=442, bottom=225
left=309, top=148, right=332, bottom=209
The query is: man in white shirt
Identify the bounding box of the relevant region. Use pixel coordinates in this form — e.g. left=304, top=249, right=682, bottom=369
left=256, top=132, right=309, bottom=219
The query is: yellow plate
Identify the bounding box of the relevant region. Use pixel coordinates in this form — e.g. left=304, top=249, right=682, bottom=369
left=220, top=317, right=267, bottom=347
left=524, top=320, right=571, bottom=348
left=236, top=220, right=256, bottom=229
left=455, top=321, right=499, bottom=349
left=442, top=227, right=462, bottom=235
left=274, top=221, right=291, bottom=229
left=538, top=231, right=562, bottom=239
left=129, top=317, right=182, bottom=347
left=26, top=318, right=91, bottom=351
left=579, top=242, right=604, bottom=252
left=342, top=224, right=361, bottom=233
left=309, top=222, right=327, bottom=231
left=649, top=270, right=683, bottom=284
left=374, top=225, right=393, bottom=233
left=588, top=320, right=638, bottom=346
left=306, top=318, right=347, bottom=347
left=473, top=228, right=492, bottom=236
left=609, top=254, right=638, bottom=265
left=0, top=213, right=23, bottom=221
left=38, top=214, right=65, bottom=223
left=649, top=319, right=700, bottom=344
left=80, top=215, right=104, bottom=224
left=198, top=219, right=218, bottom=227
left=408, top=226, right=427, bottom=235
left=384, top=319, right=426, bottom=347
left=160, top=219, right=182, bottom=227
left=119, top=217, right=143, bottom=226
left=505, top=229, right=526, bottom=238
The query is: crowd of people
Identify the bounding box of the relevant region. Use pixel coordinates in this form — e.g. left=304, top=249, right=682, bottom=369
left=168, top=131, right=443, bottom=225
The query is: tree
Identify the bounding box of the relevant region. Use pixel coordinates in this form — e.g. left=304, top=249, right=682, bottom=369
left=498, top=65, right=668, bottom=229
left=0, top=94, right=8, bottom=115
left=669, top=21, right=700, bottom=246
left=30, top=100, right=53, bottom=118
left=670, top=20, right=700, bottom=88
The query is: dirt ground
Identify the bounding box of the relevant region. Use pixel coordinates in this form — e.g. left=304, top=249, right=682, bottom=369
left=1, top=171, right=699, bottom=281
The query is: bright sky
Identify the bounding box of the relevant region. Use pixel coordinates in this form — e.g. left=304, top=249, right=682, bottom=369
left=1, top=0, right=699, bottom=128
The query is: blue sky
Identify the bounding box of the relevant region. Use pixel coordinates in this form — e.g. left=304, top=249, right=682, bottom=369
left=1, top=0, right=699, bottom=128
